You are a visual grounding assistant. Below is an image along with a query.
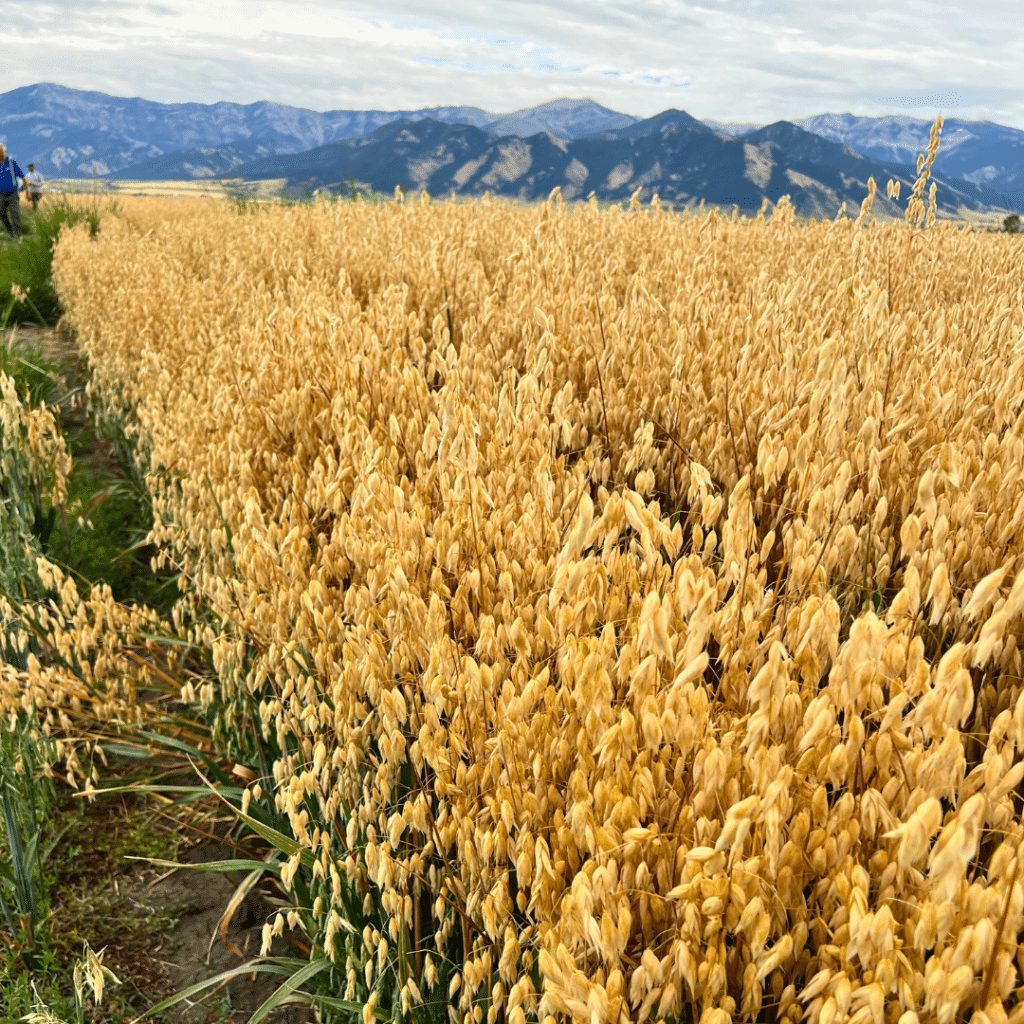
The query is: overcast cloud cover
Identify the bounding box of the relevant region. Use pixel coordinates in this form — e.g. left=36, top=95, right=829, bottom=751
left=1, top=0, right=1022, bottom=128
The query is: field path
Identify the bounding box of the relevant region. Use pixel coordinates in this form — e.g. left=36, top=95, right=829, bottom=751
left=4, top=322, right=313, bottom=1022
left=2, top=322, right=122, bottom=479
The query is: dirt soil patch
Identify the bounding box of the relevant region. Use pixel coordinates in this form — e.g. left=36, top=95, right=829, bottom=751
left=117, top=826, right=317, bottom=1024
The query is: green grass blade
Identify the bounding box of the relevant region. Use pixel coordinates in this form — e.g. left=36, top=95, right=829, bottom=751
left=89, top=783, right=244, bottom=797
left=254, top=956, right=389, bottom=1018
left=232, top=811, right=317, bottom=870
left=314, top=993, right=386, bottom=1016
left=136, top=730, right=236, bottom=788
left=125, top=856, right=280, bottom=875
left=187, top=762, right=318, bottom=871
left=248, top=959, right=331, bottom=1024
left=97, top=742, right=158, bottom=759
left=85, top=782, right=247, bottom=809
left=135, top=963, right=293, bottom=1020
left=2, top=789, right=34, bottom=915
left=137, top=632, right=197, bottom=648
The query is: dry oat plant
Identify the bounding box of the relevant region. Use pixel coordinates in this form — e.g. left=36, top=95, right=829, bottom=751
left=5, top=116, right=1024, bottom=1024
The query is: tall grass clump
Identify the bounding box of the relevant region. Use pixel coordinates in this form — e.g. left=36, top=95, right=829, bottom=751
left=0, top=721, right=62, bottom=954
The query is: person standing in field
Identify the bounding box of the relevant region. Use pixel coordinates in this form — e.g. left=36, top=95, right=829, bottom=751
left=0, top=143, right=29, bottom=239
left=25, top=164, right=44, bottom=210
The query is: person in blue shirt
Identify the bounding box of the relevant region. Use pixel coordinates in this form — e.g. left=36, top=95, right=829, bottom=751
left=0, top=143, right=29, bottom=239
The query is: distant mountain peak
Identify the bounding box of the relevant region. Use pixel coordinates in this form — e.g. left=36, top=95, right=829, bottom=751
left=518, top=97, right=624, bottom=113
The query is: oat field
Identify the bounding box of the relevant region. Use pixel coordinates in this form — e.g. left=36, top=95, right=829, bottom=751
left=9, top=131, right=1024, bottom=1024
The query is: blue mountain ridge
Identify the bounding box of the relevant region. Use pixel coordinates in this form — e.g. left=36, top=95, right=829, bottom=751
left=1, top=83, right=1018, bottom=214
left=224, top=114, right=1008, bottom=217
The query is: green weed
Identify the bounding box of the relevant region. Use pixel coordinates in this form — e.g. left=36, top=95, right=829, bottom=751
left=60, top=462, right=181, bottom=612
left=0, top=716, right=185, bottom=1024
left=0, top=197, right=111, bottom=326
left=0, top=327, right=62, bottom=414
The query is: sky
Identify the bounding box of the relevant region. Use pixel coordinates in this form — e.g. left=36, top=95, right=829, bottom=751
left=2, top=0, right=1023, bottom=128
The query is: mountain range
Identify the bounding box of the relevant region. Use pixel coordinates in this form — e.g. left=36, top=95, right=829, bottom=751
left=0, top=84, right=637, bottom=176
left=1, top=83, right=1020, bottom=216
left=228, top=112, right=1004, bottom=218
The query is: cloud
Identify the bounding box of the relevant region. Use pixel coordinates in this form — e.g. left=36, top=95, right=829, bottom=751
left=863, top=86, right=1024, bottom=110
left=0, top=0, right=1020, bottom=129
left=413, top=57, right=528, bottom=74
